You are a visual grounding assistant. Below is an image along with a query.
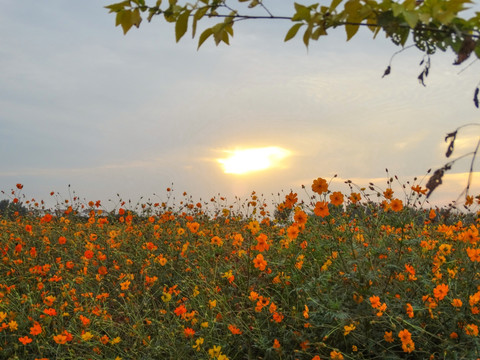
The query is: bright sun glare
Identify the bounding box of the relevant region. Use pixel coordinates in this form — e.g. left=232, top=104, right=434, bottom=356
left=217, top=146, right=291, bottom=175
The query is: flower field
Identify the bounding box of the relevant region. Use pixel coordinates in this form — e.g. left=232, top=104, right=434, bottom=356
left=2, top=178, right=480, bottom=360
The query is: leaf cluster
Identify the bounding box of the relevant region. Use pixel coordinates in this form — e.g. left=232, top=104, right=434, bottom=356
left=105, top=0, right=480, bottom=59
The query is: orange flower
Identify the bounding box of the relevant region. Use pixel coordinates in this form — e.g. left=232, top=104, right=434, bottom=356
left=303, top=305, right=309, bottom=319
left=329, top=192, right=344, bottom=206
left=210, top=236, right=223, bottom=247
left=384, top=331, right=394, bottom=343
left=79, top=315, right=91, bottom=327
left=411, top=185, right=427, bottom=195
left=433, top=283, right=449, bottom=301
left=466, top=195, right=474, bottom=206
left=43, top=308, right=57, bottom=316
left=286, top=224, right=299, bottom=240
left=249, top=291, right=259, bottom=301
left=253, top=254, right=267, bottom=271
left=284, top=192, right=298, bottom=209
left=398, top=329, right=412, bottom=343
left=174, top=304, right=187, bottom=316
left=272, top=311, right=284, bottom=323
left=466, top=247, right=480, bottom=262
left=255, top=233, right=270, bottom=252
left=120, top=280, right=131, bottom=290
left=19, top=336, right=33, bottom=345
left=84, top=250, right=94, bottom=260
left=228, top=324, right=242, bottom=335
left=97, top=266, right=108, bottom=276
left=100, top=335, right=109, bottom=344
left=451, top=298, right=463, bottom=308
left=232, top=233, right=244, bottom=247
left=273, top=338, right=281, bottom=349
left=58, top=236, right=67, bottom=245
left=312, top=177, right=328, bottom=194
left=186, top=222, right=200, bottom=233
left=184, top=327, right=195, bottom=338
left=314, top=201, right=329, bottom=218
left=383, top=188, right=394, bottom=200
left=390, top=198, right=403, bottom=212
left=369, top=295, right=381, bottom=308
left=405, top=303, right=414, bottom=318
left=294, top=210, right=308, bottom=225
left=348, top=192, right=361, bottom=204
left=53, top=334, right=68, bottom=344
left=465, top=323, right=479, bottom=336
left=401, top=340, right=415, bottom=353
left=30, top=322, right=42, bottom=336
left=330, top=350, right=344, bottom=360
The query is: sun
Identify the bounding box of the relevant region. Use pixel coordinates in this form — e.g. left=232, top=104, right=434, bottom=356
left=217, top=146, right=291, bottom=175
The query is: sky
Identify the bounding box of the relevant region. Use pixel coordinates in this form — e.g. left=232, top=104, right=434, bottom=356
left=1, top=1, right=480, bottom=211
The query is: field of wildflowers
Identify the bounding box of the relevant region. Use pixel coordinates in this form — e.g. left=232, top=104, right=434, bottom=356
left=2, top=177, right=480, bottom=360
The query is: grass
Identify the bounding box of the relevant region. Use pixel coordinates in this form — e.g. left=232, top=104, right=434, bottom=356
left=1, top=178, right=480, bottom=360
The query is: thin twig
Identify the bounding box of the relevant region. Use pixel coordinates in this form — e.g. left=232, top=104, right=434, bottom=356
left=457, top=57, right=479, bottom=75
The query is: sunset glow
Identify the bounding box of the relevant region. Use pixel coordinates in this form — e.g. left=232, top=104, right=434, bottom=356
left=217, top=147, right=291, bottom=175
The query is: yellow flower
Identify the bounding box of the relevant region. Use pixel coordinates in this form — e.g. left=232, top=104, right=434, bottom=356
left=8, top=320, right=18, bottom=332
left=81, top=332, right=94, bottom=341
left=201, top=322, right=209, bottom=328
left=209, top=299, right=217, bottom=308
left=161, top=292, right=172, bottom=303
left=192, top=337, right=204, bottom=351
left=111, top=337, right=121, bottom=345
left=208, top=345, right=222, bottom=358
left=0, top=312, right=6, bottom=323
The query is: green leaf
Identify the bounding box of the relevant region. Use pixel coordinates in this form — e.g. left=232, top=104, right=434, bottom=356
left=284, top=23, right=303, bottom=42
left=329, top=0, right=343, bottom=12
left=105, top=1, right=131, bottom=13
left=303, top=24, right=312, bottom=47
left=391, top=3, right=403, bottom=17
left=116, top=10, right=137, bottom=34
left=132, top=8, right=142, bottom=27
left=175, top=9, right=190, bottom=42
left=403, top=11, right=418, bottom=28
left=475, top=42, right=480, bottom=59
left=292, top=3, right=312, bottom=21
left=198, top=28, right=213, bottom=49
left=345, top=23, right=359, bottom=40
left=192, top=7, right=209, bottom=38
left=212, top=23, right=224, bottom=45
left=311, top=25, right=327, bottom=40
